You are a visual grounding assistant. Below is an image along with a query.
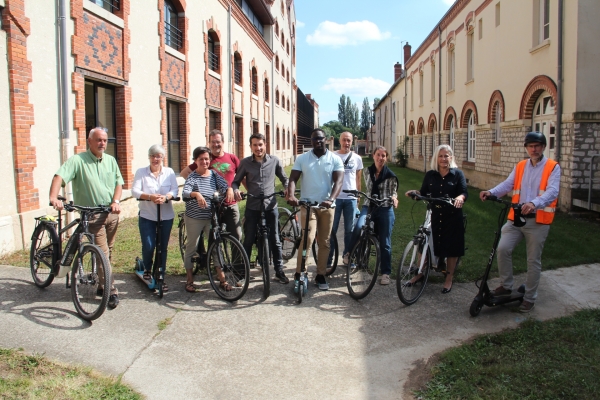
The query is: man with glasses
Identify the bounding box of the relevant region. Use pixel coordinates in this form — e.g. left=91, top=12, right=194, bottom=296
left=479, top=131, right=560, bottom=313
left=287, top=129, right=344, bottom=290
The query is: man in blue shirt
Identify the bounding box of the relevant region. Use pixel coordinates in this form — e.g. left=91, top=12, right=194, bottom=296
left=287, top=129, right=344, bottom=290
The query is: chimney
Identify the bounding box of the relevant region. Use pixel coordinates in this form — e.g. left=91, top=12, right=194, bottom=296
left=403, top=42, right=412, bottom=63
left=306, top=94, right=312, bottom=100
left=394, top=62, right=402, bottom=81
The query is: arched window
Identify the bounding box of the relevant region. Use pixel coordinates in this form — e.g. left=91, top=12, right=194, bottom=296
left=234, top=52, right=242, bottom=85
left=286, top=70, right=290, bottom=83
left=281, top=64, right=285, bottom=78
left=467, top=113, right=476, bottom=161
left=207, top=31, right=220, bottom=72
left=287, top=99, right=290, bottom=111
left=275, top=90, right=279, bottom=105
left=164, top=0, right=183, bottom=50
left=264, top=78, right=269, bottom=101
left=449, top=116, right=455, bottom=152
left=494, top=101, right=502, bottom=142
left=281, top=32, right=285, bottom=47
left=275, top=55, right=279, bottom=71
left=287, top=130, right=291, bottom=149
left=276, top=127, right=281, bottom=150
left=532, top=91, right=556, bottom=159
left=286, top=41, right=290, bottom=55
left=251, top=67, right=258, bottom=94
left=281, top=94, right=285, bottom=108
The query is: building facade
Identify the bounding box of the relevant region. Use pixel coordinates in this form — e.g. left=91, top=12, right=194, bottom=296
left=0, top=0, right=298, bottom=254
left=373, top=0, right=600, bottom=213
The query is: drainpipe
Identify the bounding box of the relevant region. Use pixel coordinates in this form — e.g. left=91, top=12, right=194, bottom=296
left=438, top=25, right=442, bottom=147
left=271, top=27, right=275, bottom=155
left=228, top=5, right=232, bottom=152
left=58, top=0, right=74, bottom=223
left=555, top=0, right=563, bottom=163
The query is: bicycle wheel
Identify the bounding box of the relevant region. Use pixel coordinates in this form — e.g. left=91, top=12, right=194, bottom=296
left=397, top=239, right=431, bottom=306
left=312, top=234, right=338, bottom=276
left=178, top=213, right=186, bottom=262
left=71, top=244, right=110, bottom=321
left=206, top=235, right=250, bottom=302
left=30, top=224, right=58, bottom=288
left=193, top=231, right=208, bottom=275
left=260, top=237, right=270, bottom=299
left=346, top=234, right=380, bottom=300
left=157, top=280, right=164, bottom=299
left=278, top=208, right=299, bottom=261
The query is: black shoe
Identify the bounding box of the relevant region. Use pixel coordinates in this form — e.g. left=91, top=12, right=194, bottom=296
left=108, top=294, right=119, bottom=309
left=275, top=270, right=290, bottom=284
left=96, top=288, right=104, bottom=296
left=492, top=286, right=512, bottom=297
left=441, top=284, right=453, bottom=294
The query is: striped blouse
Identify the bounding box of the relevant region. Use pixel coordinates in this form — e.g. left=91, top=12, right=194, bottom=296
left=182, top=170, right=228, bottom=220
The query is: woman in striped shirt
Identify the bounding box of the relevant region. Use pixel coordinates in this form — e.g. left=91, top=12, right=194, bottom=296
left=182, top=147, right=231, bottom=293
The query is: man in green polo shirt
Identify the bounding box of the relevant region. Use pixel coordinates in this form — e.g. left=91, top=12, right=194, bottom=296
left=49, top=128, right=124, bottom=309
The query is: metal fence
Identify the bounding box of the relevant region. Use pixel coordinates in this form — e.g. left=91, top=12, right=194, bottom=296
left=165, top=21, right=183, bottom=51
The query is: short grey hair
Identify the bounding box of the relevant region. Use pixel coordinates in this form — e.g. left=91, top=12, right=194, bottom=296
left=430, top=144, right=458, bottom=171
left=89, top=127, right=107, bottom=139
left=148, top=144, right=166, bottom=157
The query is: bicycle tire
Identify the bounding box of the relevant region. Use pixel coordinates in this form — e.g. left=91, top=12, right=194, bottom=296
left=178, top=213, right=186, bottom=262
left=397, top=240, right=431, bottom=306
left=261, top=237, right=270, bottom=299
left=312, top=234, right=338, bottom=276
left=347, top=234, right=380, bottom=299
left=71, top=244, right=110, bottom=321
left=158, top=280, right=164, bottom=299
left=30, top=223, right=58, bottom=288
left=278, top=208, right=299, bottom=261
left=206, top=234, right=250, bottom=302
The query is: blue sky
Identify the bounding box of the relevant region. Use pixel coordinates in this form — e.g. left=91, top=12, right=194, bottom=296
left=295, top=0, right=454, bottom=124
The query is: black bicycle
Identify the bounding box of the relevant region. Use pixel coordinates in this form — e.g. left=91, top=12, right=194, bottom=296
left=30, top=195, right=112, bottom=321
left=184, top=193, right=250, bottom=301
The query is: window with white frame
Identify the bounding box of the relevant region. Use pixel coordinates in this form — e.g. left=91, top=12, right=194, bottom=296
left=430, top=63, right=435, bottom=101
left=533, top=91, right=556, bottom=159
left=467, top=30, right=474, bottom=82
left=467, top=113, right=476, bottom=161
left=448, top=46, right=455, bottom=91
left=534, top=0, right=550, bottom=45
left=419, top=72, right=424, bottom=106
left=494, top=102, right=502, bottom=142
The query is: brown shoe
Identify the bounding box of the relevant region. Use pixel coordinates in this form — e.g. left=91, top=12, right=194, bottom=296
left=518, top=300, right=535, bottom=313
left=492, top=286, right=512, bottom=297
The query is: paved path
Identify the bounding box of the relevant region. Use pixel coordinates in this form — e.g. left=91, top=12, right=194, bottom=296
left=1, top=259, right=598, bottom=399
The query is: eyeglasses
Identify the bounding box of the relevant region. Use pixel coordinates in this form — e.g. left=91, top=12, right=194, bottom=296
left=149, top=155, right=164, bottom=159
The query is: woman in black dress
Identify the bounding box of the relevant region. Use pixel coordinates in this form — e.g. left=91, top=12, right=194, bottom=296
left=405, top=145, right=467, bottom=293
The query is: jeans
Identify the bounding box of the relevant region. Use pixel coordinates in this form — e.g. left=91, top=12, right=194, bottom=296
left=138, top=216, right=174, bottom=273
left=349, top=205, right=395, bottom=275
left=242, top=208, right=284, bottom=271
left=327, top=198, right=357, bottom=265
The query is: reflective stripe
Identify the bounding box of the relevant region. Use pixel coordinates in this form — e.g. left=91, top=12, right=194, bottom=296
left=513, top=189, right=521, bottom=195
left=543, top=207, right=555, bottom=212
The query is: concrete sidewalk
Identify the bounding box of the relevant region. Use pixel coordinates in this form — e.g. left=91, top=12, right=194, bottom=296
left=0, top=261, right=598, bottom=399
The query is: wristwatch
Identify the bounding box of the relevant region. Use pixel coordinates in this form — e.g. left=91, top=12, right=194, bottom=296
left=324, top=197, right=335, bottom=202
left=112, top=200, right=120, bottom=204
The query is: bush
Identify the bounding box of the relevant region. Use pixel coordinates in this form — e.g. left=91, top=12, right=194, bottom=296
left=395, top=138, right=409, bottom=167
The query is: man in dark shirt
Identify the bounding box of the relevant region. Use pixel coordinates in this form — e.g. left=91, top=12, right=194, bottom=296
left=233, top=133, right=290, bottom=283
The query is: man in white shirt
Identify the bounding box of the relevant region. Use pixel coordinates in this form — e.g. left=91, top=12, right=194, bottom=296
left=328, top=132, right=363, bottom=267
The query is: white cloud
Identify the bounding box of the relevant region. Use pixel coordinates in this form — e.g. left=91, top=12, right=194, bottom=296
left=321, top=77, right=391, bottom=98
left=296, top=20, right=305, bottom=28
left=442, top=0, right=456, bottom=5
left=306, top=20, right=391, bottom=47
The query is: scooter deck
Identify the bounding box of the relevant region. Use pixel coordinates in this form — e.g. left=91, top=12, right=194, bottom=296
left=134, top=269, right=157, bottom=290
left=484, top=284, right=525, bottom=307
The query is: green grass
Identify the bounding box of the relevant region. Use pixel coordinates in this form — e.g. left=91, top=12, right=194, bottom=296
left=415, top=308, right=600, bottom=399
left=0, top=348, right=141, bottom=399
left=2, top=160, right=599, bottom=281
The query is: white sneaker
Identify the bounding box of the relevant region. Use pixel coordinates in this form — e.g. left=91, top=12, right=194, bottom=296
left=342, top=253, right=350, bottom=265
left=380, top=274, right=391, bottom=285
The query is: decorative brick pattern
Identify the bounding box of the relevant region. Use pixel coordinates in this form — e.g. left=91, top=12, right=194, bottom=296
left=163, top=54, right=185, bottom=97
left=115, top=86, right=133, bottom=187
left=444, top=106, right=457, bottom=130
left=460, top=100, right=478, bottom=127
left=487, top=90, right=505, bottom=124
left=427, top=113, right=437, bottom=132
left=207, top=75, right=221, bottom=108
left=519, top=75, right=557, bottom=120
left=3, top=0, right=39, bottom=212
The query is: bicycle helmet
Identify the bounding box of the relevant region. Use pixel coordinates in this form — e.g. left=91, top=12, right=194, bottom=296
left=523, top=131, right=546, bottom=147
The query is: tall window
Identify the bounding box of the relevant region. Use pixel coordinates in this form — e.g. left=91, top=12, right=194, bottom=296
left=89, top=0, right=119, bottom=13
left=275, top=90, right=279, bottom=105
left=264, top=78, right=269, bottom=101
left=252, top=121, right=259, bottom=134
left=478, top=19, right=483, bottom=40
left=164, top=0, right=183, bottom=51
left=286, top=70, right=290, bottom=83
left=537, top=0, right=550, bottom=44
left=430, top=63, right=435, bottom=101
left=449, top=117, right=455, bottom=151
left=448, top=47, right=455, bottom=91
left=467, top=113, right=476, bottom=161
left=167, top=101, right=180, bottom=173
left=287, top=130, right=291, bottom=149
left=467, top=30, right=474, bottom=82
left=207, top=32, right=219, bottom=72
left=251, top=67, right=258, bottom=94
left=275, top=55, right=279, bottom=71
left=234, top=52, right=242, bottom=85
left=85, top=81, right=116, bottom=158
left=234, top=117, right=243, bottom=156
left=209, top=110, right=221, bottom=132
left=419, top=72, right=424, bottom=106
left=494, top=102, right=502, bottom=142
left=237, top=0, right=265, bottom=35
left=495, top=2, right=501, bottom=26
left=533, top=92, right=556, bottom=159
left=410, top=79, right=414, bottom=110
left=276, top=127, right=281, bottom=150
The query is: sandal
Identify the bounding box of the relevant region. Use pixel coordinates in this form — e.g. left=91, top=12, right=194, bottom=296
left=161, top=283, right=169, bottom=292
left=185, top=282, right=196, bottom=293
left=219, top=281, right=232, bottom=292
left=143, top=271, right=152, bottom=281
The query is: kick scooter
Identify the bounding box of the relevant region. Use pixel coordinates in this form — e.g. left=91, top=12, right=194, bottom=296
left=469, top=195, right=525, bottom=317
left=294, top=200, right=321, bottom=303
left=135, top=196, right=179, bottom=299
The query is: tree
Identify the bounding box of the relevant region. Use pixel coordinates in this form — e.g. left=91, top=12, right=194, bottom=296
left=338, top=95, right=347, bottom=126
left=371, top=97, right=380, bottom=126
left=360, top=97, right=371, bottom=137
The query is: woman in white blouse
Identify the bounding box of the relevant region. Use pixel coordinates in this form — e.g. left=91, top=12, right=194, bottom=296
left=132, top=145, right=179, bottom=290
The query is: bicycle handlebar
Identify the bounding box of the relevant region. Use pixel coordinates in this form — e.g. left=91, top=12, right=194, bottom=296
left=484, top=195, right=522, bottom=209
left=239, top=191, right=285, bottom=200
left=50, top=195, right=112, bottom=214
left=409, top=192, right=455, bottom=206
left=137, top=196, right=181, bottom=203
left=342, top=189, right=393, bottom=206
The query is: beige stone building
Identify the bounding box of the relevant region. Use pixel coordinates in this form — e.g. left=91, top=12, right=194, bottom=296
left=373, top=0, right=600, bottom=213
left=0, top=0, right=298, bottom=254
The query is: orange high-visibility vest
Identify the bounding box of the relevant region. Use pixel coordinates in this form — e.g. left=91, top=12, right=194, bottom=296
left=508, top=159, right=559, bottom=224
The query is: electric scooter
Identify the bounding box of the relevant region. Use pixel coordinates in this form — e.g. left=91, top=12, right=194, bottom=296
left=294, top=200, right=320, bottom=303
left=469, top=195, right=526, bottom=317
left=135, top=196, right=180, bottom=299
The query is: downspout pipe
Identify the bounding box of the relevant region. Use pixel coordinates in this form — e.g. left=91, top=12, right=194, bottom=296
left=555, top=0, right=563, bottom=163
left=228, top=5, right=232, bottom=151
left=438, top=25, right=442, bottom=148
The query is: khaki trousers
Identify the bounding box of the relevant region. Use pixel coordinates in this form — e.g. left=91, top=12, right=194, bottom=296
left=88, top=212, right=119, bottom=295
left=295, top=207, right=335, bottom=276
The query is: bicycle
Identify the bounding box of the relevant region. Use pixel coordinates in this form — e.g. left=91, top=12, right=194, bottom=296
left=240, top=191, right=285, bottom=299
left=178, top=210, right=210, bottom=276
left=278, top=195, right=338, bottom=275
left=341, top=190, right=395, bottom=299
left=396, top=193, right=465, bottom=306
left=184, top=192, right=250, bottom=301
left=30, top=195, right=112, bottom=321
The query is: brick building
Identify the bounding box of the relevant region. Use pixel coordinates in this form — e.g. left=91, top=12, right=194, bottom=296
left=373, top=0, right=600, bottom=213
left=0, top=0, right=298, bottom=254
